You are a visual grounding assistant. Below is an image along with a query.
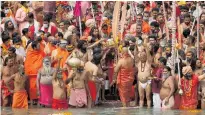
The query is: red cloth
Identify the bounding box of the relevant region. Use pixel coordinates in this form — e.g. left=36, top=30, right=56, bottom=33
left=43, top=26, right=58, bottom=36
left=1, top=80, right=14, bottom=98
left=88, top=81, right=97, bottom=101
left=29, top=75, right=38, bottom=100
left=117, top=67, right=134, bottom=103
left=52, top=98, right=68, bottom=110
left=180, top=75, right=199, bottom=109
left=29, top=25, right=35, bottom=40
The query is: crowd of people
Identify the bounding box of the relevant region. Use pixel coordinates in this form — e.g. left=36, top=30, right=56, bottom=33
left=1, top=1, right=205, bottom=110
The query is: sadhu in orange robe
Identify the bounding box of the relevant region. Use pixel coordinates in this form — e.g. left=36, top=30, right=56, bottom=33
left=117, top=66, right=134, bottom=105
left=24, top=46, right=45, bottom=100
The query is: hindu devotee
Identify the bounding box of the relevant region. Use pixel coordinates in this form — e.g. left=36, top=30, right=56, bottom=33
left=1, top=1, right=205, bottom=114
left=37, top=57, right=55, bottom=107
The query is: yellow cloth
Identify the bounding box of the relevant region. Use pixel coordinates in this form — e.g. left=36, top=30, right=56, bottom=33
left=21, top=6, right=29, bottom=14
left=178, top=1, right=186, bottom=6
left=21, top=36, right=28, bottom=49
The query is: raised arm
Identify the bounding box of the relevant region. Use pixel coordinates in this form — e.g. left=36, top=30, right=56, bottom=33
left=87, top=39, right=104, bottom=49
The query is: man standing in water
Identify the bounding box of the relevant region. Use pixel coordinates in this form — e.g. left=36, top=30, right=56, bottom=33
left=12, top=65, right=28, bottom=109
left=67, top=62, right=90, bottom=108
left=160, top=66, right=175, bottom=109
left=135, top=44, right=153, bottom=108
left=179, top=66, right=205, bottom=109
left=110, top=47, right=135, bottom=107
left=84, top=52, right=104, bottom=108
left=37, top=57, right=55, bottom=107
left=1, top=56, right=17, bottom=106
left=52, top=58, right=68, bottom=110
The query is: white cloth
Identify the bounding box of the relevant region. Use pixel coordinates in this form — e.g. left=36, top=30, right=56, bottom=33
left=139, top=80, right=151, bottom=89
left=24, top=19, right=40, bottom=34
left=153, top=93, right=161, bottom=108
left=15, top=46, right=26, bottom=57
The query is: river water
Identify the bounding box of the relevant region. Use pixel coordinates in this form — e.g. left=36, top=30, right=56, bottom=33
left=1, top=101, right=205, bottom=115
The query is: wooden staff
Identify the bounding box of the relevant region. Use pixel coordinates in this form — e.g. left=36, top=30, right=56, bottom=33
left=120, top=2, right=127, bottom=40
left=197, top=2, right=200, bottom=58
left=162, top=1, right=170, bottom=41
left=171, top=1, right=176, bottom=75
left=91, top=2, right=96, bottom=26
left=190, top=19, right=196, bottom=35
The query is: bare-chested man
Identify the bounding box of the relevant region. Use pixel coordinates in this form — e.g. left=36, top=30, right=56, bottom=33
left=5, top=47, right=24, bottom=66
left=66, top=40, right=88, bottom=64
left=37, top=57, right=55, bottom=107
left=160, top=66, right=175, bottom=109
left=12, top=65, right=28, bottom=109
left=66, top=63, right=90, bottom=108
left=84, top=53, right=104, bottom=108
left=1, top=56, right=18, bottom=106
left=195, top=59, right=203, bottom=76
left=52, top=58, right=68, bottom=110
left=135, top=42, right=153, bottom=108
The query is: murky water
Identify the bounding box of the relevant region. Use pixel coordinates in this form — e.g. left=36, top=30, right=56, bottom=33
left=1, top=101, right=205, bottom=115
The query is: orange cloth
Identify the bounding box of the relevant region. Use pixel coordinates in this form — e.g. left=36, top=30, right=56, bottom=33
left=53, top=48, right=70, bottom=81
left=142, top=21, right=150, bottom=34
left=47, top=43, right=57, bottom=56
left=24, top=47, right=45, bottom=75
left=28, top=75, right=38, bottom=100
left=12, top=90, right=28, bottom=109
left=2, top=43, right=11, bottom=56
left=117, top=67, right=134, bottom=103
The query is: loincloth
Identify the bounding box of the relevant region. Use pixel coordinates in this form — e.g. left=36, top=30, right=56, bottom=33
left=139, top=80, right=151, bottom=89
left=52, top=98, right=68, bottom=110
left=12, top=90, right=28, bottom=109
left=39, top=84, right=53, bottom=106
left=1, top=80, right=13, bottom=99
left=69, top=88, right=87, bottom=107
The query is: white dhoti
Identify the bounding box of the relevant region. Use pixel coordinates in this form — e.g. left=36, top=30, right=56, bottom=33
left=153, top=93, right=161, bottom=108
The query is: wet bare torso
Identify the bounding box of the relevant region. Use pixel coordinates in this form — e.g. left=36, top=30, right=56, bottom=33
left=52, top=79, right=66, bottom=99
left=137, top=61, right=151, bottom=83
left=160, top=77, right=172, bottom=100
left=14, top=73, right=26, bottom=91
left=39, top=68, right=55, bottom=84
left=72, top=71, right=87, bottom=89
left=2, top=66, right=18, bottom=89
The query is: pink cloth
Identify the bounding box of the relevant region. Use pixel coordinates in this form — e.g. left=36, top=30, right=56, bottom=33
left=15, top=8, right=36, bottom=35
left=39, top=84, right=53, bottom=106
left=69, top=88, right=87, bottom=107
left=81, top=1, right=91, bottom=16
left=74, top=1, right=82, bottom=17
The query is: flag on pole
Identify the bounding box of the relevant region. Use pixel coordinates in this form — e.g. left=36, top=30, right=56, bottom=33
left=73, top=1, right=81, bottom=17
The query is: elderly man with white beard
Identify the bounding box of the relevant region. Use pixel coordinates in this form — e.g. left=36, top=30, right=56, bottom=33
left=37, top=57, right=55, bottom=107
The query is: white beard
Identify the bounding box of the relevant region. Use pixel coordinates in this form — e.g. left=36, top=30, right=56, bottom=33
left=43, top=64, right=51, bottom=74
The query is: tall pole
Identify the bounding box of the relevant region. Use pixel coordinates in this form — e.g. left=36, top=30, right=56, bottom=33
left=171, top=1, right=176, bottom=75
left=162, top=1, right=170, bottom=41
left=197, top=2, right=200, bottom=58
